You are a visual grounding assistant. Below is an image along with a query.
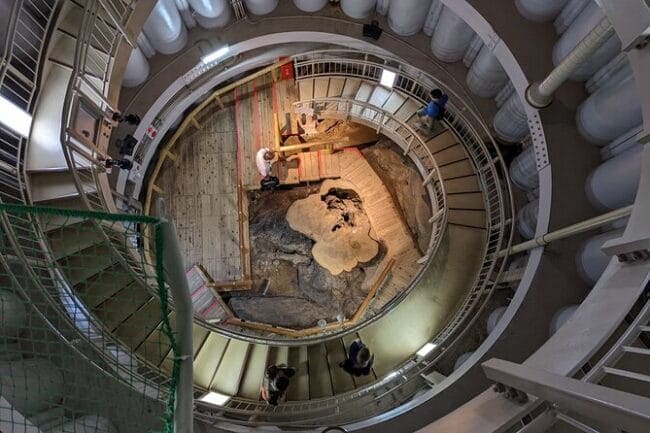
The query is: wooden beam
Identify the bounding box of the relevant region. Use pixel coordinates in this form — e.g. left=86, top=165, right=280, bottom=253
left=279, top=136, right=349, bottom=153
left=152, top=184, right=164, bottom=194
left=352, top=258, right=396, bottom=323
left=164, top=150, right=178, bottom=161
left=273, top=113, right=281, bottom=152
left=190, top=117, right=201, bottom=130
left=208, top=279, right=253, bottom=291
left=215, top=95, right=225, bottom=109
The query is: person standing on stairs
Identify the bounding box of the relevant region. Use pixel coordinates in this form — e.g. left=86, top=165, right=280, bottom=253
left=256, top=148, right=279, bottom=190
left=261, top=364, right=296, bottom=405
left=416, top=88, right=448, bottom=135
left=340, top=339, right=374, bottom=376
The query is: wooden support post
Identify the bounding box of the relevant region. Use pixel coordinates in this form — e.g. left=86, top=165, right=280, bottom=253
left=164, top=150, right=178, bottom=161
left=352, top=258, right=396, bottom=323
left=208, top=279, right=253, bottom=291
left=215, top=95, right=224, bottom=109
left=273, top=113, right=281, bottom=152
left=152, top=184, right=164, bottom=194
left=191, top=117, right=201, bottom=130
left=279, top=137, right=349, bottom=153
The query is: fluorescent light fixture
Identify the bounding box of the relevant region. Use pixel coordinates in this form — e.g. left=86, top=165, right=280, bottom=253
left=0, top=96, right=32, bottom=137
left=380, top=69, right=396, bottom=88
left=416, top=343, right=437, bottom=358
left=201, top=46, right=230, bottom=64
left=199, top=391, right=230, bottom=406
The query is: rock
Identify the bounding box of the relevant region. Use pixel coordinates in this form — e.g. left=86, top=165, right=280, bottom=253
left=286, top=179, right=379, bottom=275
left=230, top=297, right=341, bottom=329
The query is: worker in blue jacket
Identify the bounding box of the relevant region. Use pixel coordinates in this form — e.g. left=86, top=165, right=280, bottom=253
left=417, top=88, right=448, bottom=133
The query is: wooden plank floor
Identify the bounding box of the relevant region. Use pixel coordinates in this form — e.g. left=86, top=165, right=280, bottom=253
left=157, top=106, right=241, bottom=281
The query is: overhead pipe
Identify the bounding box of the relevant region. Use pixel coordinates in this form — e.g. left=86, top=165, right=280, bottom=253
left=552, top=2, right=621, bottom=81
left=576, top=76, right=643, bottom=144
left=499, top=204, right=633, bottom=257
left=526, top=16, right=616, bottom=108
left=293, top=0, right=327, bottom=13
left=189, top=0, right=231, bottom=28
left=243, top=0, right=279, bottom=15
left=466, top=45, right=509, bottom=98
left=387, top=0, right=432, bottom=36
left=493, top=92, right=528, bottom=142
left=122, top=47, right=150, bottom=88
left=142, top=0, right=188, bottom=55
left=340, top=0, right=376, bottom=20
left=586, top=143, right=644, bottom=210
left=515, top=0, right=570, bottom=22
left=431, top=6, right=475, bottom=62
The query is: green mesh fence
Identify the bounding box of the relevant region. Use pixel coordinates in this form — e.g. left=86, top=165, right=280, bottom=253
left=0, top=203, right=181, bottom=433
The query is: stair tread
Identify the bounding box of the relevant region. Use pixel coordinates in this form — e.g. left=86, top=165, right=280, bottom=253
left=211, top=340, right=249, bottom=395
left=194, top=333, right=230, bottom=389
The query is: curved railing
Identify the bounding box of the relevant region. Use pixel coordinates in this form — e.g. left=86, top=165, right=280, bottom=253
left=193, top=54, right=515, bottom=425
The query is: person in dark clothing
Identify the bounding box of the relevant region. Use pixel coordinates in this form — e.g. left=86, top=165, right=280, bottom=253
left=261, top=364, right=296, bottom=406
left=339, top=339, right=374, bottom=377
left=417, top=88, right=449, bottom=134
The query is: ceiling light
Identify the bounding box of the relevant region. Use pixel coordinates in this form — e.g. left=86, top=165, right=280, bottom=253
left=380, top=69, right=397, bottom=88
left=0, top=96, right=32, bottom=137
left=416, top=343, right=437, bottom=358
left=201, top=46, right=230, bottom=64
left=199, top=391, right=230, bottom=406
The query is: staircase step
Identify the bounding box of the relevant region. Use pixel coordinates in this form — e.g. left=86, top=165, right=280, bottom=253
left=341, top=78, right=362, bottom=98
left=313, top=77, right=329, bottom=98
left=46, top=221, right=104, bottom=259
left=393, top=99, right=420, bottom=122
left=325, top=339, right=356, bottom=394
left=30, top=171, right=96, bottom=203
left=434, top=144, right=469, bottom=166
left=268, top=346, right=289, bottom=367
left=341, top=334, right=376, bottom=387
left=438, top=159, right=476, bottom=180
left=426, top=131, right=460, bottom=154
left=307, top=344, right=333, bottom=399
left=194, top=333, right=230, bottom=389
left=444, top=175, right=481, bottom=194
left=136, top=312, right=176, bottom=365
left=56, top=244, right=117, bottom=285
left=327, top=77, right=345, bottom=97
left=237, top=344, right=270, bottom=399
left=382, top=92, right=407, bottom=115
left=298, top=79, right=314, bottom=100
left=74, top=264, right=135, bottom=307
left=211, top=340, right=250, bottom=395
left=93, top=282, right=151, bottom=329
left=448, top=209, right=487, bottom=229
left=112, top=299, right=163, bottom=348
left=447, top=192, right=485, bottom=210
left=287, top=346, right=309, bottom=401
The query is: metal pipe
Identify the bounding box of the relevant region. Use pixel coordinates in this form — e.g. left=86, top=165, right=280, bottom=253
left=500, top=205, right=632, bottom=257
left=526, top=17, right=615, bottom=108
left=157, top=200, right=193, bottom=433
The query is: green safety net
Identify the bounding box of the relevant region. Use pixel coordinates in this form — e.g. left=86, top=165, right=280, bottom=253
left=0, top=203, right=181, bottom=433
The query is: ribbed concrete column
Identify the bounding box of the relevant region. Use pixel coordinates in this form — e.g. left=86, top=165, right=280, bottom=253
left=122, top=47, right=150, bottom=88
left=487, top=307, right=507, bottom=334
left=586, top=143, right=643, bottom=210
left=243, top=0, right=278, bottom=15
left=142, top=0, right=187, bottom=55
left=576, top=229, right=624, bottom=285
left=431, top=6, right=474, bottom=62
left=555, top=0, right=590, bottom=34
left=509, top=146, right=539, bottom=191
left=493, top=93, right=528, bottom=142
left=516, top=199, right=539, bottom=240
left=0, top=289, right=26, bottom=337
left=388, top=0, right=432, bottom=36
left=515, top=0, right=569, bottom=22
left=0, top=359, right=64, bottom=415
left=577, top=76, right=643, bottom=144
left=189, top=0, right=231, bottom=28
left=340, top=0, right=376, bottom=19
left=526, top=16, right=615, bottom=107
left=549, top=305, right=579, bottom=336
left=466, top=45, right=508, bottom=98
left=293, top=0, right=327, bottom=13
left=454, top=352, right=475, bottom=371
left=422, top=0, right=442, bottom=36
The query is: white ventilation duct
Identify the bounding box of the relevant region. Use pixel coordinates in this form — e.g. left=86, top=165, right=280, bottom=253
left=244, top=0, right=279, bottom=15
left=549, top=305, right=579, bottom=336
left=585, top=143, right=643, bottom=210
left=509, top=146, right=539, bottom=191
left=576, top=76, right=642, bottom=145
left=49, top=416, right=118, bottom=433
left=431, top=6, right=474, bottom=62
left=189, top=0, right=231, bottom=28
left=388, top=0, right=432, bottom=36
left=0, top=359, right=64, bottom=415
left=340, top=0, right=376, bottom=19
left=516, top=199, right=539, bottom=240
left=576, top=229, right=624, bottom=285
left=122, top=47, right=150, bottom=88
left=552, top=2, right=621, bottom=81
left=493, top=92, right=528, bottom=143
left=466, top=45, right=508, bottom=98
left=143, top=0, right=188, bottom=55
left=515, top=0, right=569, bottom=22
left=0, top=289, right=26, bottom=337
left=293, top=0, right=327, bottom=13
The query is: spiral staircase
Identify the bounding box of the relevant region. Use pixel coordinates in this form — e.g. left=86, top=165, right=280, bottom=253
left=1, top=1, right=649, bottom=433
